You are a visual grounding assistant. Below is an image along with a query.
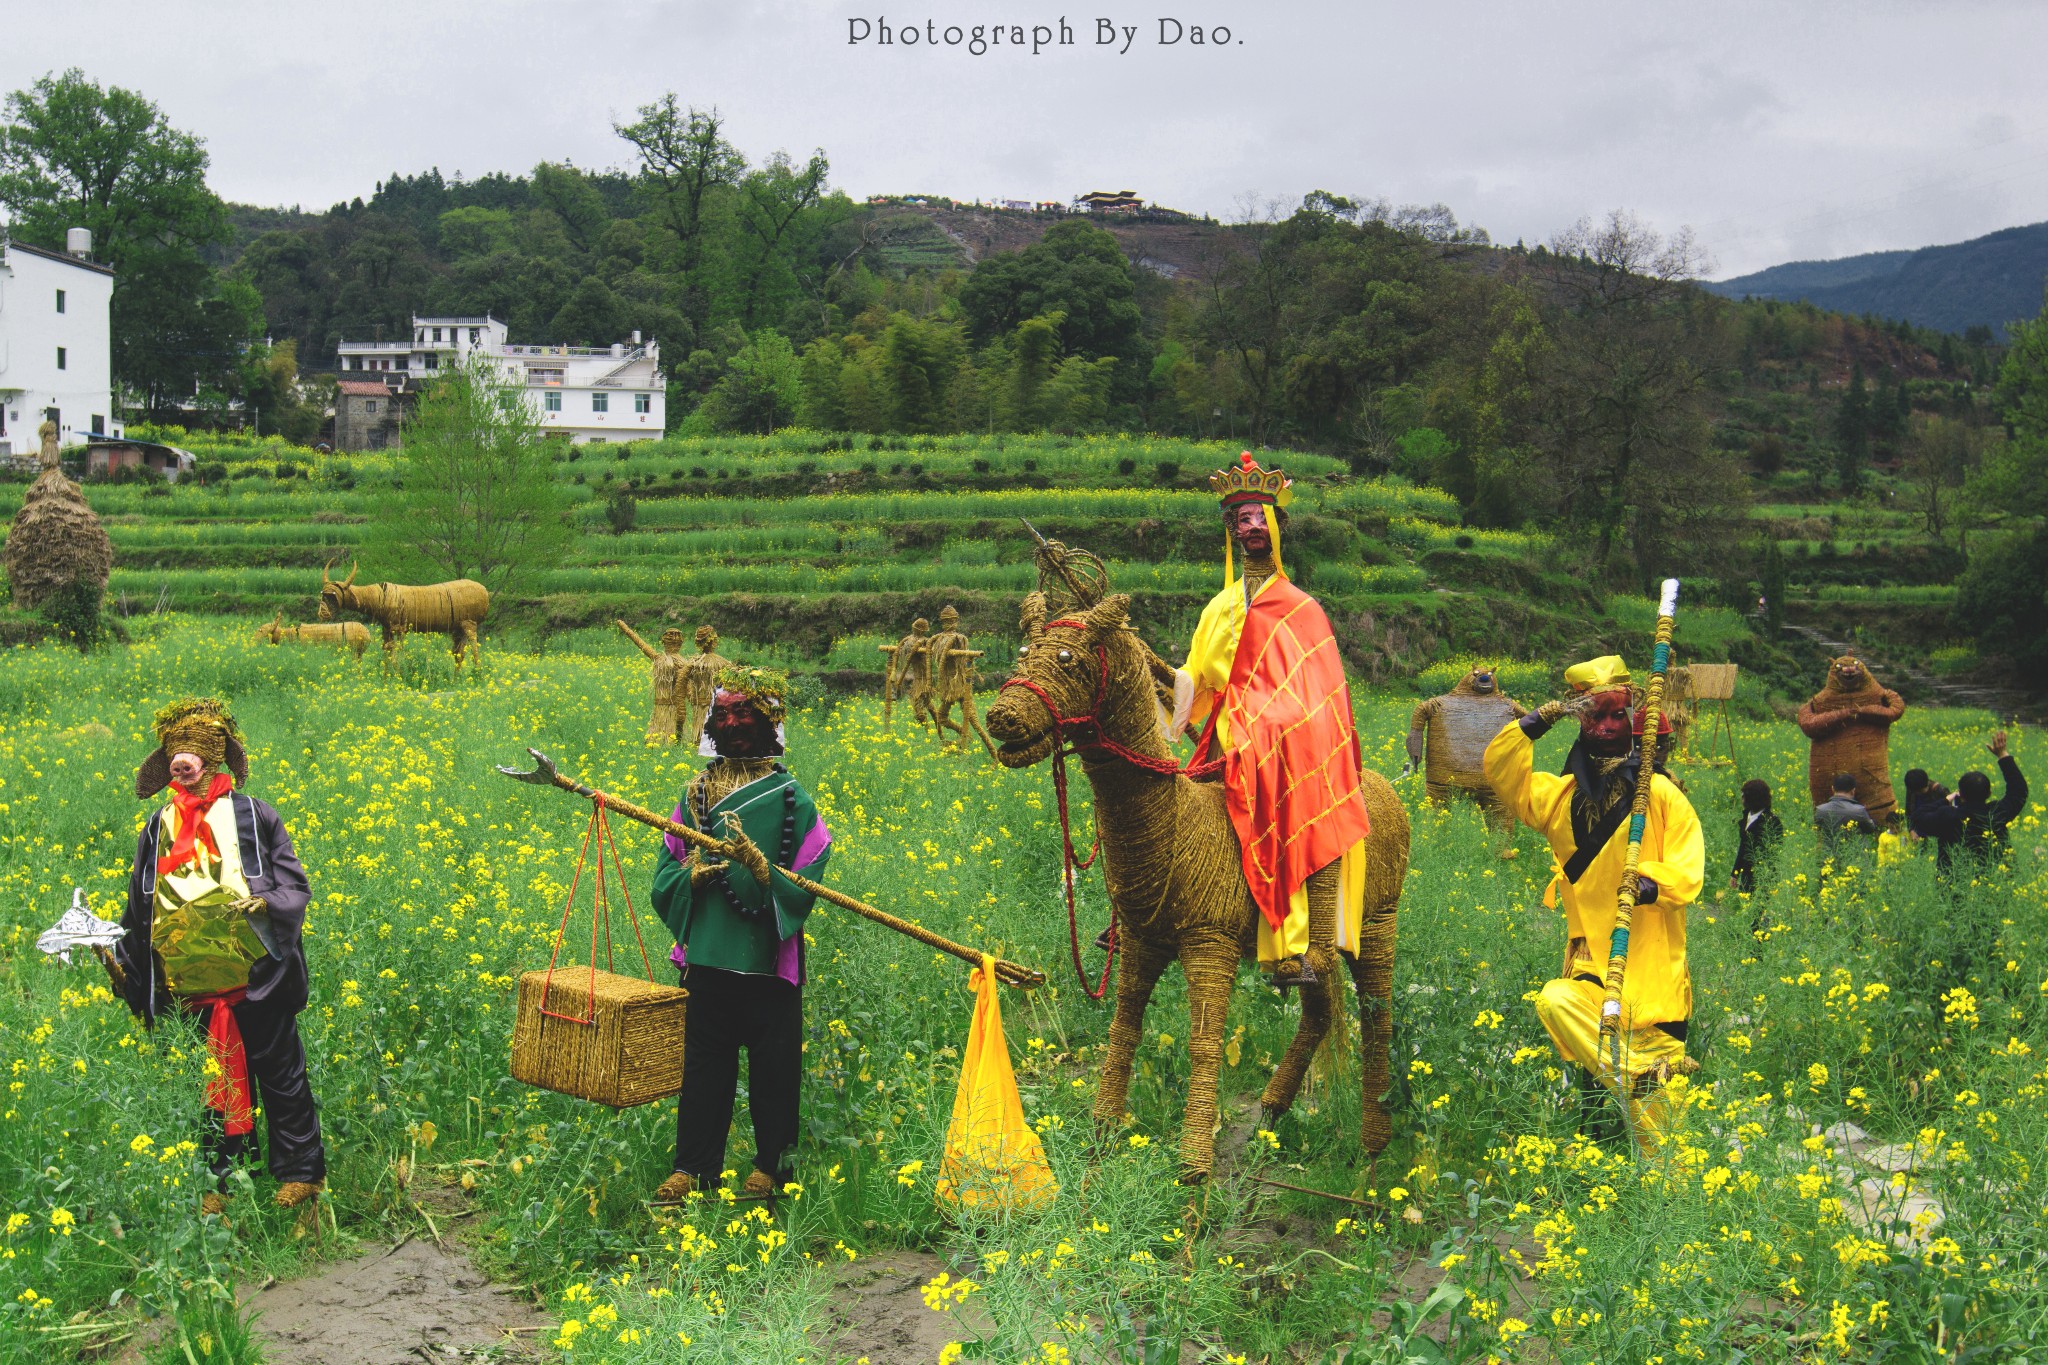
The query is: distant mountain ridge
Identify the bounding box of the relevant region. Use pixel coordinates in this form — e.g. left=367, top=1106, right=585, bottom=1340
left=1705, top=220, right=2048, bottom=339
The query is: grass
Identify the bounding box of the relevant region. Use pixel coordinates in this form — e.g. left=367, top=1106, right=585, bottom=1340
left=0, top=621, right=2042, bottom=1361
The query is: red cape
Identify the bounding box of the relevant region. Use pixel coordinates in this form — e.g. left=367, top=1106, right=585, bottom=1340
left=1222, top=576, right=1371, bottom=929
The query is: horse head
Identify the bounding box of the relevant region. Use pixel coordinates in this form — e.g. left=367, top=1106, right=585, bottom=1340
left=318, top=559, right=358, bottom=621
left=988, top=591, right=1145, bottom=770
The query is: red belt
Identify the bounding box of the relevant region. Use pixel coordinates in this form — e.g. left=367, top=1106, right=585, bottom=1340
left=182, top=988, right=253, bottom=1136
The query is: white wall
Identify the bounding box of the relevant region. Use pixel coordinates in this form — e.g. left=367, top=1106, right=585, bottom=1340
left=0, top=241, right=119, bottom=451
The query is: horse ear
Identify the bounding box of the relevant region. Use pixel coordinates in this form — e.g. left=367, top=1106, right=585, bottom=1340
left=1019, top=591, right=1047, bottom=640
left=1084, top=593, right=1130, bottom=636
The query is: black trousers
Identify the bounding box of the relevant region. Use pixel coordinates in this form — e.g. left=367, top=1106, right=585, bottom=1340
left=195, top=992, right=327, bottom=1184
left=674, top=965, right=802, bottom=1184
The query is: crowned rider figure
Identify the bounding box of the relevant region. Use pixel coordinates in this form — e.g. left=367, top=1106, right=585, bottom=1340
left=1179, top=453, right=1374, bottom=988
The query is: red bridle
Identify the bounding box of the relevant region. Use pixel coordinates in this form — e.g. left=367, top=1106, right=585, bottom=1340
left=998, top=621, right=1223, bottom=998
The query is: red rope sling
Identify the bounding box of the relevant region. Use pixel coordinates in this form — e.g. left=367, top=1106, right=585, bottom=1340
left=539, top=797, right=662, bottom=1023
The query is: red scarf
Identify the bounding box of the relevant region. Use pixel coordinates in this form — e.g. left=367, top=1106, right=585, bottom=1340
left=159, top=772, right=234, bottom=875
left=183, top=988, right=254, bottom=1136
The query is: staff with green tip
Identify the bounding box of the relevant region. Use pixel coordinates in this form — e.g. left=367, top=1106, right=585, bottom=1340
left=1601, top=580, right=1681, bottom=1068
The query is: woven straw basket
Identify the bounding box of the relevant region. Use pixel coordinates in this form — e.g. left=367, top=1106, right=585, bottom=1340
left=510, top=968, right=688, bottom=1108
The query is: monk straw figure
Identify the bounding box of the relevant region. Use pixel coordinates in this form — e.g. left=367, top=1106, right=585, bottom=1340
left=678, top=626, right=732, bottom=747
left=104, top=699, right=326, bottom=1213
left=927, top=604, right=996, bottom=757
left=1484, top=656, right=1705, bottom=1148
left=1797, top=655, right=1906, bottom=825
left=881, top=618, right=936, bottom=734
left=1179, top=452, right=1374, bottom=989
left=650, top=667, right=829, bottom=1203
left=618, top=621, right=686, bottom=743
left=1403, top=665, right=1527, bottom=820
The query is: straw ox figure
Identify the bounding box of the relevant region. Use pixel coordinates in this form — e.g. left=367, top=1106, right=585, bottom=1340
left=987, top=592, right=1410, bottom=1181
left=254, top=611, right=371, bottom=660
left=317, top=561, right=489, bottom=672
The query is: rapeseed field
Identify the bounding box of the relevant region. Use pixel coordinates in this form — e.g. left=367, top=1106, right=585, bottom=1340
left=0, top=621, right=2040, bottom=1362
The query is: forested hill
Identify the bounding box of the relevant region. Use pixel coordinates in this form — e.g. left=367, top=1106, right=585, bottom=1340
left=1706, top=220, right=2048, bottom=340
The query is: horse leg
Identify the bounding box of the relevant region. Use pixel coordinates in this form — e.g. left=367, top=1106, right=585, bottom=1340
left=1176, top=930, right=1242, bottom=1183
left=961, top=694, right=999, bottom=761
left=1094, top=934, right=1173, bottom=1131
left=1347, top=908, right=1399, bottom=1155
left=464, top=619, right=481, bottom=672
left=1260, top=863, right=1341, bottom=1118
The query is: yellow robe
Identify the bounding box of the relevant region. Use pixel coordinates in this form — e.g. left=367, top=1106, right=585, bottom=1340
left=1481, top=719, right=1704, bottom=1031
left=152, top=798, right=258, bottom=997
left=1184, top=575, right=1369, bottom=964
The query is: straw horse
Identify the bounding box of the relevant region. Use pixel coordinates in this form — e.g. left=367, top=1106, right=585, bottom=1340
left=318, top=561, right=489, bottom=672
left=986, top=592, right=1409, bottom=1181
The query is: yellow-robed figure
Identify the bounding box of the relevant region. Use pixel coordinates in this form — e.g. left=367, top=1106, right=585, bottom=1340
left=1483, top=655, right=1704, bottom=1144
left=1181, top=453, right=1372, bottom=983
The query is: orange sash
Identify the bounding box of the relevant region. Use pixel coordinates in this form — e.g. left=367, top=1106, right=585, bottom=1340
left=1221, top=577, right=1371, bottom=929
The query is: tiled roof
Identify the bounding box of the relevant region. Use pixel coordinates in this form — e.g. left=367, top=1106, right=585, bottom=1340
left=337, top=379, right=392, bottom=397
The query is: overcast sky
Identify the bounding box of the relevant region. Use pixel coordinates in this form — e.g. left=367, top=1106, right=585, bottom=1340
left=6, top=0, right=2047, bottom=278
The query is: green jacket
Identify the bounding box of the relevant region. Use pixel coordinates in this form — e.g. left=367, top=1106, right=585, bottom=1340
left=651, top=766, right=830, bottom=979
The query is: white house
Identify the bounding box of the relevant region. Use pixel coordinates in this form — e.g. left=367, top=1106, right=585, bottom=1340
left=0, top=228, right=121, bottom=458
left=334, top=314, right=665, bottom=445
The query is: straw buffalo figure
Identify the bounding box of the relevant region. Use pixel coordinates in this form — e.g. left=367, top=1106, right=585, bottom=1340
left=254, top=611, right=371, bottom=660
left=317, top=561, right=489, bottom=672
left=987, top=591, right=1410, bottom=1181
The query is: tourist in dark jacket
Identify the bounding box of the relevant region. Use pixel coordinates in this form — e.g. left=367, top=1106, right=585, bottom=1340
left=1914, top=731, right=2029, bottom=875
left=1813, top=772, right=1878, bottom=859
left=1729, top=779, right=1784, bottom=895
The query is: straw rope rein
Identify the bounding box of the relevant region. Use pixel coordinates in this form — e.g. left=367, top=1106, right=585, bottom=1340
left=1000, top=620, right=1224, bottom=998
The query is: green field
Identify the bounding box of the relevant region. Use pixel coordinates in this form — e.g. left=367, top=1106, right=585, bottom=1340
left=0, top=622, right=2040, bottom=1361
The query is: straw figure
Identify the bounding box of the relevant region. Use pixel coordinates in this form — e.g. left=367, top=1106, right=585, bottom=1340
left=4, top=419, right=112, bottom=610
left=1796, top=655, right=1906, bottom=824
left=254, top=611, right=370, bottom=659
left=617, top=621, right=687, bottom=742
left=317, top=560, right=489, bottom=673
left=677, top=626, right=731, bottom=747
left=987, top=592, right=1410, bottom=1181
left=927, top=604, right=996, bottom=758
left=1403, top=666, right=1527, bottom=818
left=880, top=618, right=936, bottom=733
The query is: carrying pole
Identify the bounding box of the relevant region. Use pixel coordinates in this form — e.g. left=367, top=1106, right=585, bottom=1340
left=497, top=748, right=1045, bottom=990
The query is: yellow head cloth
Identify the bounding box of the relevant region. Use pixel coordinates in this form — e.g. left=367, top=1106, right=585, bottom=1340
left=1564, top=655, right=1632, bottom=694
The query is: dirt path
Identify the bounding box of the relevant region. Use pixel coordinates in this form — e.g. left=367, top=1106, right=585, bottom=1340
left=249, top=1237, right=550, bottom=1364
left=821, top=1248, right=984, bottom=1365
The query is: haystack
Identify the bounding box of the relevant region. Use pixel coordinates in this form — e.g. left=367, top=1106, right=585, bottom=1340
left=4, top=422, right=112, bottom=610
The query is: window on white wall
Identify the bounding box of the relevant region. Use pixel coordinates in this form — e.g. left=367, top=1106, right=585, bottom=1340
left=634, top=393, right=652, bottom=414
left=592, top=393, right=610, bottom=413
left=55, top=289, right=66, bottom=313
left=56, top=347, right=66, bottom=370
left=544, top=391, right=561, bottom=412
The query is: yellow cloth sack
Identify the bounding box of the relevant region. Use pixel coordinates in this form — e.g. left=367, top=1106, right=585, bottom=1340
left=935, top=957, right=1058, bottom=1214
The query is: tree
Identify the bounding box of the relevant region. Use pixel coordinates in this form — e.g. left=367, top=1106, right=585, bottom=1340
left=735, top=150, right=831, bottom=328
left=365, top=353, right=571, bottom=596
left=959, top=220, right=1150, bottom=402
left=613, top=96, right=745, bottom=330
left=1953, top=297, right=2048, bottom=666
left=1903, top=413, right=1982, bottom=542
left=702, top=330, right=803, bottom=433
left=1525, top=210, right=1742, bottom=584
left=0, top=69, right=237, bottom=409
left=1834, top=361, right=1869, bottom=493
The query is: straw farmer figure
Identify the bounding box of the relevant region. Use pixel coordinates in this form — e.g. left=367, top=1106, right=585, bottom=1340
left=987, top=590, right=1409, bottom=1179
left=882, top=618, right=937, bottom=733
left=927, top=604, right=996, bottom=757
left=677, top=626, right=732, bottom=747
left=617, top=621, right=687, bottom=743
left=650, top=667, right=830, bottom=1203
left=1403, top=665, right=1527, bottom=819
left=1483, top=656, right=1705, bottom=1148
left=1797, top=655, right=1906, bottom=825
left=103, top=699, right=327, bottom=1212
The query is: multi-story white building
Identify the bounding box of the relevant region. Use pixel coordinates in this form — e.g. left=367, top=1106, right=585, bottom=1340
left=0, top=228, right=121, bottom=458
left=334, top=314, right=665, bottom=445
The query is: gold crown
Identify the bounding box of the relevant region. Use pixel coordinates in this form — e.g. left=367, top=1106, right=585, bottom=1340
left=1211, top=452, right=1293, bottom=509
